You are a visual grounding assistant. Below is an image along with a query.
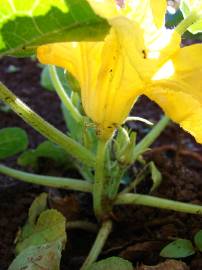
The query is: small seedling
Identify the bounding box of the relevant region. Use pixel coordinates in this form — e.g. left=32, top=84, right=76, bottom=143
left=160, top=230, right=202, bottom=258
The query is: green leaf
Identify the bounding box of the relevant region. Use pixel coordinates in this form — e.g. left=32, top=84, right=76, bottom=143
left=10, top=194, right=66, bottom=270
left=9, top=241, right=63, bottom=270
left=16, top=193, right=48, bottom=248
left=0, top=127, right=28, bottom=159
left=149, top=161, right=162, bottom=192
left=180, top=0, right=202, bottom=34
left=17, top=150, right=38, bottom=168
left=16, top=209, right=66, bottom=254
left=18, top=140, right=72, bottom=168
left=87, top=257, right=133, bottom=270
left=28, top=193, right=48, bottom=225
left=194, top=230, right=202, bottom=252
left=0, top=0, right=109, bottom=57
left=40, top=65, right=55, bottom=91
left=160, top=239, right=195, bottom=258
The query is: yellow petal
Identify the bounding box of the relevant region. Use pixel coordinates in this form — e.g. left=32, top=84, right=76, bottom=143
left=87, top=26, right=143, bottom=139
left=144, top=86, right=202, bottom=143
left=37, top=41, right=104, bottom=93
left=148, top=44, right=202, bottom=143
left=126, top=0, right=167, bottom=45
left=150, top=0, right=167, bottom=28
left=110, top=17, right=154, bottom=80
left=147, top=30, right=180, bottom=63
left=152, top=44, right=202, bottom=102
left=37, top=43, right=83, bottom=84
left=87, top=0, right=167, bottom=38
left=37, top=25, right=143, bottom=140
left=171, top=44, right=202, bottom=101
left=182, top=0, right=202, bottom=11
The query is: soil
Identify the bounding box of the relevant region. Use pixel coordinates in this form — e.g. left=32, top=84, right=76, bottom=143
left=0, top=57, right=202, bottom=270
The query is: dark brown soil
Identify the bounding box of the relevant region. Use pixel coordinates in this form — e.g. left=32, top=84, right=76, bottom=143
left=0, top=57, right=202, bottom=270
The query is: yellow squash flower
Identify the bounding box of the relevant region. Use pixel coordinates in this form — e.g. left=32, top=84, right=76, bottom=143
left=37, top=0, right=202, bottom=143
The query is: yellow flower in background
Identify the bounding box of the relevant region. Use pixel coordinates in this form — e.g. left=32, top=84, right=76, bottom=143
left=183, top=0, right=202, bottom=10
left=37, top=0, right=202, bottom=143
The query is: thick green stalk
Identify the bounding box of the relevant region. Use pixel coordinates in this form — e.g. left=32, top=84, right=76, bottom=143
left=175, top=11, right=201, bottom=35
left=93, top=139, right=111, bottom=220
left=0, top=82, right=95, bottom=167
left=0, top=164, right=92, bottom=193
left=115, top=193, right=202, bottom=215
left=132, top=115, right=170, bottom=161
left=48, top=65, right=82, bottom=123
left=80, top=220, right=112, bottom=270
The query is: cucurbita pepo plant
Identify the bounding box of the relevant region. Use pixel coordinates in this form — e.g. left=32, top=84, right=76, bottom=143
left=1, top=0, right=202, bottom=269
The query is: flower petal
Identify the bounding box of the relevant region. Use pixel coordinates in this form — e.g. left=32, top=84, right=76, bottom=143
left=147, top=44, right=202, bottom=143
left=147, top=30, right=180, bottom=63
left=88, top=26, right=143, bottom=139
left=152, top=44, right=202, bottom=102
left=87, top=0, right=167, bottom=31
left=110, top=17, right=181, bottom=83
left=150, top=0, right=167, bottom=28
left=37, top=41, right=104, bottom=93
left=144, top=86, right=202, bottom=143
left=124, top=0, right=167, bottom=47
left=110, top=17, right=155, bottom=80
left=170, top=44, right=202, bottom=101
left=37, top=25, right=143, bottom=140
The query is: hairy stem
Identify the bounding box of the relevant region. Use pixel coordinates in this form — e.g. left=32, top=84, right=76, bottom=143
left=133, top=115, right=170, bottom=161
left=115, top=193, right=202, bottom=215
left=0, top=82, right=95, bottom=167
left=48, top=65, right=82, bottom=123
left=121, top=164, right=149, bottom=194
left=0, top=164, right=92, bottom=193
left=80, top=220, right=112, bottom=270
left=175, top=11, right=201, bottom=35
left=93, top=139, right=111, bottom=220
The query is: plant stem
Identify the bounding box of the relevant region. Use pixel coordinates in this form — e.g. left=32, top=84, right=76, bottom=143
left=66, top=221, right=98, bottom=233
left=121, top=164, right=149, bottom=194
left=0, top=82, right=95, bottom=167
left=0, top=164, right=92, bottom=193
left=48, top=65, right=82, bottom=123
left=132, top=115, right=170, bottom=161
left=115, top=193, right=202, bottom=215
left=93, top=139, right=111, bottom=220
left=80, top=220, right=112, bottom=270
left=175, top=11, right=201, bottom=35
left=107, top=166, right=125, bottom=200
